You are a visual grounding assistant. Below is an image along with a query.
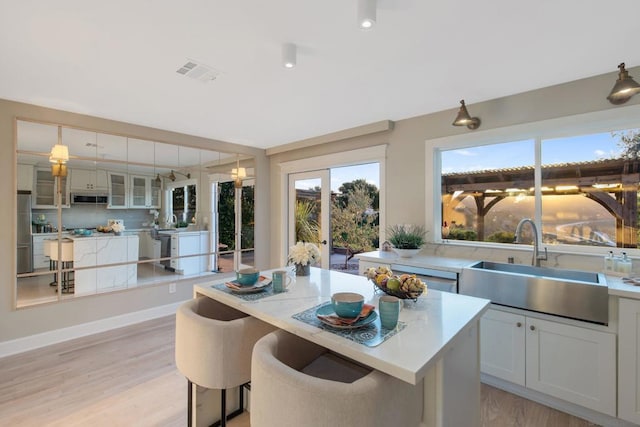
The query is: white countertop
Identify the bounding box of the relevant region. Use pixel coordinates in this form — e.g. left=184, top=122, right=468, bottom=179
left=356, top=250, right=477, bottom=273
left=606, top=274, right=640, bottom=298
left=194, top=267, right=490, bottom=385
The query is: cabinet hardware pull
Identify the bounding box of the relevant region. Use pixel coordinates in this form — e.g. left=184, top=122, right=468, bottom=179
left=530, top=325, right=536, bottom=331
left=516, top=322, right=522, bottom=327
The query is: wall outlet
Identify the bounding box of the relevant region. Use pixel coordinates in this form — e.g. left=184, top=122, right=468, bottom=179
left=169, top=283, right=176, bottom=294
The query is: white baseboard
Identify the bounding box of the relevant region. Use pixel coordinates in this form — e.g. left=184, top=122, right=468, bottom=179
left=0, top=301, right=186, bottom=359
left=482, top=374, right=634, bottom=427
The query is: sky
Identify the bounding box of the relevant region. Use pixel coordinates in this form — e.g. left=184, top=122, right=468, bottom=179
left=442, top=129, right=637, bottom=173
left=294, top=162, right=380, bottom=192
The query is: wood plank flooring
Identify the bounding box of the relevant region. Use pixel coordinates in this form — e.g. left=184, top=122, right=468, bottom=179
left=0, top=316, right=599, bottom=427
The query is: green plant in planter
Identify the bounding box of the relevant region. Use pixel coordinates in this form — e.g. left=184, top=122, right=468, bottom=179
left=387, top=224, right=427, bottom=249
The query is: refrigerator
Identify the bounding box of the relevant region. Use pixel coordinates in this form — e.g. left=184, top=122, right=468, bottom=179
left=17, top=191, right=33, bottom=273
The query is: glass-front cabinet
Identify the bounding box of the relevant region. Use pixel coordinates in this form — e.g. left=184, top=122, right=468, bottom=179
left=15, top=119, right=256, bottom=309
left=107, top=172, right=127, bottom=209
left=33, top=167, right=69, bottom=208
left=129, top=175, right=161, bottom=209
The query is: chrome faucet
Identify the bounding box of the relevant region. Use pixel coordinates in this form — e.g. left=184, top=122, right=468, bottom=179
left=515, top=218, right=547, bottom=267
left=171, top=214, right=177, bottom=225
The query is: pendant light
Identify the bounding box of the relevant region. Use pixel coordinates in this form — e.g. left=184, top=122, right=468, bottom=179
left=452, top=100, right=481, bottom=130
left=607, top=63, right=640, bottom=105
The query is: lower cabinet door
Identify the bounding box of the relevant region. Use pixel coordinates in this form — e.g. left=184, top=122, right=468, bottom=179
left=525, top=317, right=616, bottom=416
left=480, top=309, right=526, bottom=386
left=619, top=298, right=640, bottom=424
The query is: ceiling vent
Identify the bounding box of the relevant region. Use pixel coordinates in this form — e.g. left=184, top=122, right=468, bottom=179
left=176, top=60, right=220, bottom=83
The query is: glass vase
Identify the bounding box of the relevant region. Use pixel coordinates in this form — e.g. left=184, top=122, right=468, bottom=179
left=295, top=263, right=310, bottom=276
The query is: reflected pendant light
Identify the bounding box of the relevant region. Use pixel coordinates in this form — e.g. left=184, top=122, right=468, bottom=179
left=49, top=126, right=69, bottom=177
left=452, top=100, right=481, bottom=130
left=607, top=62, right=640, bottom=105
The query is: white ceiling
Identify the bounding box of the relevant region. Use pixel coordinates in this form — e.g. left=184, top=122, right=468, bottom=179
left=1, top=1, right=640, bottom=150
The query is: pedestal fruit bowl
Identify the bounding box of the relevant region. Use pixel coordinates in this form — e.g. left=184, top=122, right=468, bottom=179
left=364, top=266, right=427, bottom=301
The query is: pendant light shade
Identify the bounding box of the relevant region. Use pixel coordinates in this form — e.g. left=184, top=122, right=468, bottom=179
left=282, top=43, right=296, bottom=68
left=50, top=126, right=69, bottom=177
left=452, top=100, right=481, bottom=130
left=607, top=63, right=640, bottom=105
left=358, top=0, right=376, bottom=30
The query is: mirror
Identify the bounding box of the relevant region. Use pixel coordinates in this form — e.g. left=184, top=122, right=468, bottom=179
left=15, top=119, right=255, bottom=308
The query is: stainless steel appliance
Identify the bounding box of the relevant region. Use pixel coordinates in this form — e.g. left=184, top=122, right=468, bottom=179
left=71, top=193, right=108, bottom=204
left=17, top=191, right=33, bottom=273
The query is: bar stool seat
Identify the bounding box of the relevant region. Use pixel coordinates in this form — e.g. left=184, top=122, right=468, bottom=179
left=251, top=329, right=423, bottom=427
left=175, top=296, right=275, bottom=426
left=46, top=239, right=74, bottom=293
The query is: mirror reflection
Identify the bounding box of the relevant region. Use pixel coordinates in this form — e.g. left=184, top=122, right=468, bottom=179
left=16, top=120, right=255, bottom=308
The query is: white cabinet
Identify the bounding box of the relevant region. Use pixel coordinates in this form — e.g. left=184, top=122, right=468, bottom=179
left=619, top=298, right=640, bottom=424
left=480, top=308, right=616, bottom=416
left=480, top=309, right=525, bottom=386
left=107, top=172, right=127, bottom=209
left=17, top=164, right=33, bottom=192
left=70, top=169, right=108, bottom=191
left=32, top=235, right=53, bottom=270
left=129, top=175, right=161, bottom=209
left=33, top=168, right=69, bottom=208
left=168, top=232, right=210, bottom=275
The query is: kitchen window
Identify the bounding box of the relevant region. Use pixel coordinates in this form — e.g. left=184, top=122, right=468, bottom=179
left=435, top=119, right=640, bottom=251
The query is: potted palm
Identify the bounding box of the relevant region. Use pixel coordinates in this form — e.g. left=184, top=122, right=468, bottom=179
left=386, top=224, right=427, bottom=258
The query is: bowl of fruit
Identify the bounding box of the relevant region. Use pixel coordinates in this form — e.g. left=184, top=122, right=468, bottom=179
left=364, top=266, right=427, bottom=301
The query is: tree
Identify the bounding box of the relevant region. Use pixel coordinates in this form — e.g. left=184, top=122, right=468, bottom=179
left=295, top=199, right=320, bottom=243
left=335, top=179, right=379, bottom=210
left=331, top=182, right=379, bottom=268
left=615, top=130, right=640, bottom=159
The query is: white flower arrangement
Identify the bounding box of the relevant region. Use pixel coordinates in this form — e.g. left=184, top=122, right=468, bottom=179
left=111, top=223, right=125, bottom=233
left=288, top=241, right=321, bottom=266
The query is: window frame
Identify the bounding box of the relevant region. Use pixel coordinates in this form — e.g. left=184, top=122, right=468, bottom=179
left=426, top=104, right=640, bottom=256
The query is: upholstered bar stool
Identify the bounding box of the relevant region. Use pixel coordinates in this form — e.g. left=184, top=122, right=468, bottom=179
left=175, top=296, right=275, bottom=427
left=251, top=329, right=423, bottom=427
left=46, top=239, right=74, bottom=293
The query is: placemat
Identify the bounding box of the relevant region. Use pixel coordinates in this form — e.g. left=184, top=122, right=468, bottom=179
left=292, top=302, right=406, bottom=348
left=210, top=282, right=280, bottom=302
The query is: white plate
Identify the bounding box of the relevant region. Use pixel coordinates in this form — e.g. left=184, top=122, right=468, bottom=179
left=226, top=278, right=272, bottom=294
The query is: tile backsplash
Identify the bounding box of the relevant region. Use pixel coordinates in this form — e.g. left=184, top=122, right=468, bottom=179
left=32, top=205, right=155, bottom=230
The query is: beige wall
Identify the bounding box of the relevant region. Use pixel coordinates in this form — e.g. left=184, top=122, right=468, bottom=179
left=0, top=99, right=268, bottom=343
left=268, top=66, right=640, bottom=267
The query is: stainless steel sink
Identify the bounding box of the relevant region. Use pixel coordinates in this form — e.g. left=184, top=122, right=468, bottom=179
left=459, top=261, right=608, bottom=324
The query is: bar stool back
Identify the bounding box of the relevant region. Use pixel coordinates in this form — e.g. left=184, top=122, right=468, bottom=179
left=175, top=296, right=275, bottom=426
left=251, top=329, right=423, bottom=427
left=46, top=239, right=74, bottom=293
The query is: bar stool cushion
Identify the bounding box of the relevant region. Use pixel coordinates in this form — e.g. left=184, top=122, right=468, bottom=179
left=251, top=329, right=423, bottom=427
left=175, top=296, right=275, bottom=390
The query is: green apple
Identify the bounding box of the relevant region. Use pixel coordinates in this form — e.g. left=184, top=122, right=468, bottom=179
left=387, top=277, right=401, bottom=291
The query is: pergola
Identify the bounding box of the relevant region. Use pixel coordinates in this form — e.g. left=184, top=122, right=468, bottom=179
left=441, top=158, right=640, bottom=247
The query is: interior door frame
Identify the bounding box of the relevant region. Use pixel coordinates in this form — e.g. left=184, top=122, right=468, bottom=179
left=288, top=170, right=331, bottom=269
left=278, top=144, right=387, bottom=268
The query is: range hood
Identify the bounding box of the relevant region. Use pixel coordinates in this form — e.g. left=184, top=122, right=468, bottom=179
left=71, top=193, right=109, bottom=204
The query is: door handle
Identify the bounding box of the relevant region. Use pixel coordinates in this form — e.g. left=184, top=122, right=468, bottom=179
left=530, top=325, right=536, bottom=331
left=516, top=322, right=522, bottom=327
left=321, top=240, right=327, bottom=245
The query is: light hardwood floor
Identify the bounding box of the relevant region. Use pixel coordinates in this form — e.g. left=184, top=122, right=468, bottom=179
left=0, top=316, right=599, bottom=427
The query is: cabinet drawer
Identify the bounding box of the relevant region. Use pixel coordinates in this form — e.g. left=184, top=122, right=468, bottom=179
left=33, top=254, right=51, bottom=269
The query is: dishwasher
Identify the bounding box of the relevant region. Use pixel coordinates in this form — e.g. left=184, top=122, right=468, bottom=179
left=390, top=264, right=458, bottom=293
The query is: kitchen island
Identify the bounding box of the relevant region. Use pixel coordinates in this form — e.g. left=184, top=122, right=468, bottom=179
left=63, top=233, right=139, bottom=295
left=193, top=267, right=490, bottom=427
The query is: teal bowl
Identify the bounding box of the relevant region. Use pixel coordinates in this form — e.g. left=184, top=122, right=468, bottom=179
left=236, top=268, right=259, bottom=286
left=331, top=292, right=364, bottom=319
